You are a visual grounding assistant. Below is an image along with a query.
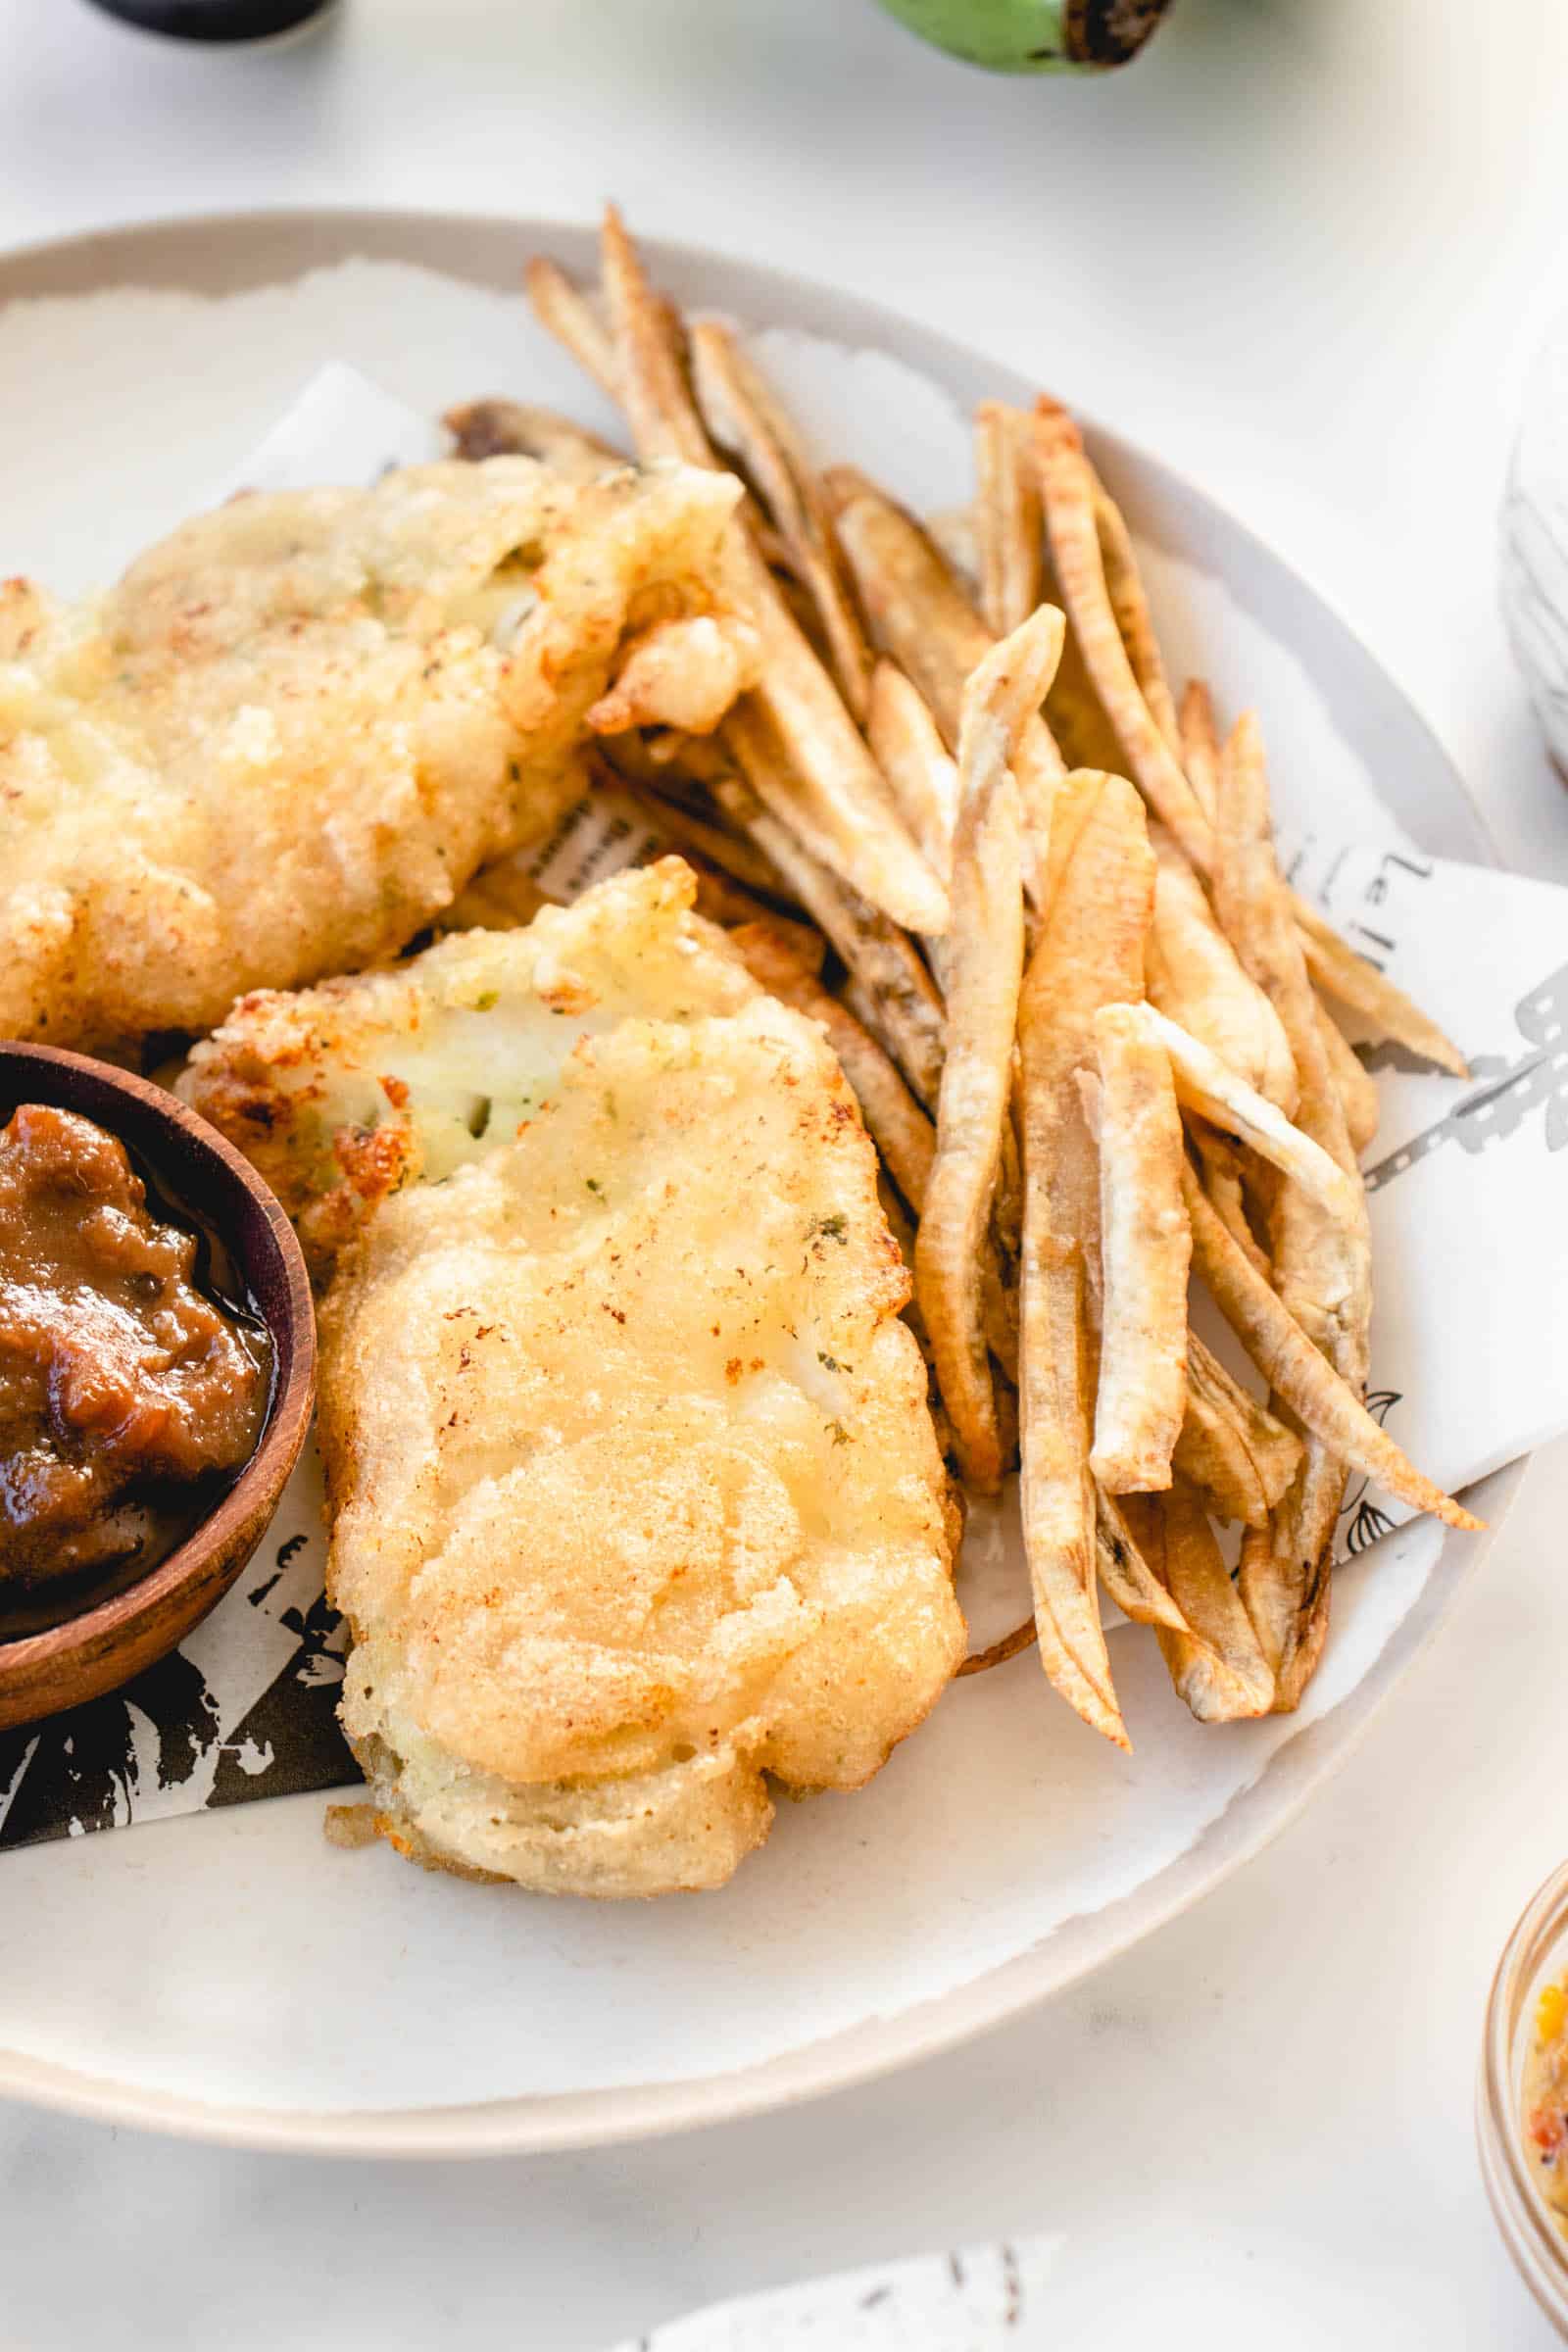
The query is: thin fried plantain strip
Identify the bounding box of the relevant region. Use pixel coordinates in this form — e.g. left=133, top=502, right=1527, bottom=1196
left=1035, top=534, right=1126, bottom=776
left=1033, top=406, right=1464, bottom=1080
left=1032, top=402, right=1212, bottom=871
left=591, top=220, right=778, bottom=553
left=865, top=661, right=961, bottom=884
left=1211, top=703, right=1371, bottom=1698
left=721, top=581, right=951, bottom=935
left=1016, top=770, right=1155, bottom=1746
left=1147, top=824, right=1297, bottom=1109
left=840, top=970, right=897, bottom=1048
left=1096, top=1479, right=1276, bottom=1723
left=626, top=779, right=798, bottom=901
left=1188, top=1120, right=1274, bottom=1282
left=1178, top=680, right=1221, bottom=822
left=956, top=1618, right=1039, bottom=1678
left=714, top=694, right=942, bottom=938
left=1295, top=902, right=1468, bottom=1078
left=1119, top=1489, right=1276, bottom=1722
left=979, top=1262, right=1020, bottom=1390
left=926, top=504, right=980, bottom=594
left=974, top=402, right=1044, bottom=637
left=1026, top=396, right=1460, bottom=1069
left=916, top=611, right=1059, bottom=1490
left=1211, top=710, right=1381, bottom=1694
left=1019, top=1233, right=1125, bottom=1742
left=830, top=967, right=1016, bottom=1376
left=1084, top=1006, right=1191, bottom=1493
left=690, top=318, right=874, bottom=719
left=1093, top=481, right=1181, bottom=752
left=1129, top=1001, right=1361, bottom=1224
left=1175, top=1334, right=1302, bottom=1529
left=713, top=772, right=947, bottom=1109
left=827, top=470, right=1064, bottom=785
left=1212, top=714, right=1367, bottom=1326
left=829, top=473, right=994, bottom=727
left=994, top=1080, right=1025, bottom=1269
left=827, top=472, right=1063, bottom=896
left=1316, top=997, right=1380, bottom=1155
left=689, top=862, right=823, bottom=948
left=1093, top=1486, right=1190, bottom=1638
left=596, top=208, right=712, bottom=466
left=581, top=750, right=811, bottom=932
left=572, top=211, right=947, bottom=934
left=1183, top=1166, right=1480, bottom=1532
left=1241, top=1440, right=1338, bottom=1713
left=522, top=255, right=621, bottom=402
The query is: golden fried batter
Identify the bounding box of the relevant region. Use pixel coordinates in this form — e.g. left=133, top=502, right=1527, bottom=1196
left=0, top=459, right=739, bottom=1053
left=186, top=863, right=964, bottom=1897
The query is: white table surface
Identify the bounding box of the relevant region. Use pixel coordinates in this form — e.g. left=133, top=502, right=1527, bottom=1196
left=3, top=1, right=1568, bottom=2344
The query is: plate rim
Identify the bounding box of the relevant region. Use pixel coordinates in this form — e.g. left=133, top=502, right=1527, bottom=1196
left=0, top=203, right=1515, bottom=2158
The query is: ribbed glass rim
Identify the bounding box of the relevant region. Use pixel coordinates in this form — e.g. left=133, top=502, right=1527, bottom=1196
left=1479, top=1857, right=1568, bottom=2334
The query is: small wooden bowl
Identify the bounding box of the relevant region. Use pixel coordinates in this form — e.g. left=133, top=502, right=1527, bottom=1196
left=0, top=1043, right=316, bottom=1731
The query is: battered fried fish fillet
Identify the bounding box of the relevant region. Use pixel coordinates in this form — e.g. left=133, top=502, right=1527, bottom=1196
left=184, top=862, right=964, bottom=1897
left=0, top=457, right=739, bottom=1053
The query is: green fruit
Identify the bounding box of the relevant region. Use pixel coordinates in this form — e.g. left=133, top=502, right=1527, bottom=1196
left=872, top=0, right=1172, bottom=73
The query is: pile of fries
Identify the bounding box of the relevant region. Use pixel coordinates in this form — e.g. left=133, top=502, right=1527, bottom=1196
left=455, top=207, right=1480, bottom=1743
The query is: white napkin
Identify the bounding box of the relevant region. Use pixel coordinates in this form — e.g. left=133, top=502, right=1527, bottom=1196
left=218, top=358, right=447, bottom=489
left=606, top=2240, right=1063, bottom=2351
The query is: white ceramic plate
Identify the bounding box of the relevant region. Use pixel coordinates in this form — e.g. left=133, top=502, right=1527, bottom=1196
left=0, top=212, right=1523, bottom=2157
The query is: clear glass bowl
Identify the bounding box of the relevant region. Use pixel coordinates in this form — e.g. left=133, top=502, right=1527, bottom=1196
left=1479, top=1858, right=1568, bottom=2334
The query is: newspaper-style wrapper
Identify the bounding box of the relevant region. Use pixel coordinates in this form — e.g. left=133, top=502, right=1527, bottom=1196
left=2, top=361, right=1563, bottom=1854
left=607, top=2238, right=1063, bottom=2352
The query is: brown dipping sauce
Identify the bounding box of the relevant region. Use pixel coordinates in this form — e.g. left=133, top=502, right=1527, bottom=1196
left=0, top=1102, right=272, bottom=1625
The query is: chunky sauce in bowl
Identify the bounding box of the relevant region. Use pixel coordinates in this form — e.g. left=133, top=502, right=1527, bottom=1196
left=0, top=1102, right=272, bottom=1627
left=1524, top=1972, right=1568, bottom=2231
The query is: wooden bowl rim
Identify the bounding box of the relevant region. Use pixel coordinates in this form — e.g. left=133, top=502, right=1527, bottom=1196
left=0, top=1040, right=316, bottom=1671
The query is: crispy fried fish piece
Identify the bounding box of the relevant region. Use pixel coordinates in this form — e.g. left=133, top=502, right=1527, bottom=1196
left=183, top=858, right=759, bottom=1276
left=0, top=458, right=740, bottom=1052
left=187, top=861, right=965, bottom=1898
